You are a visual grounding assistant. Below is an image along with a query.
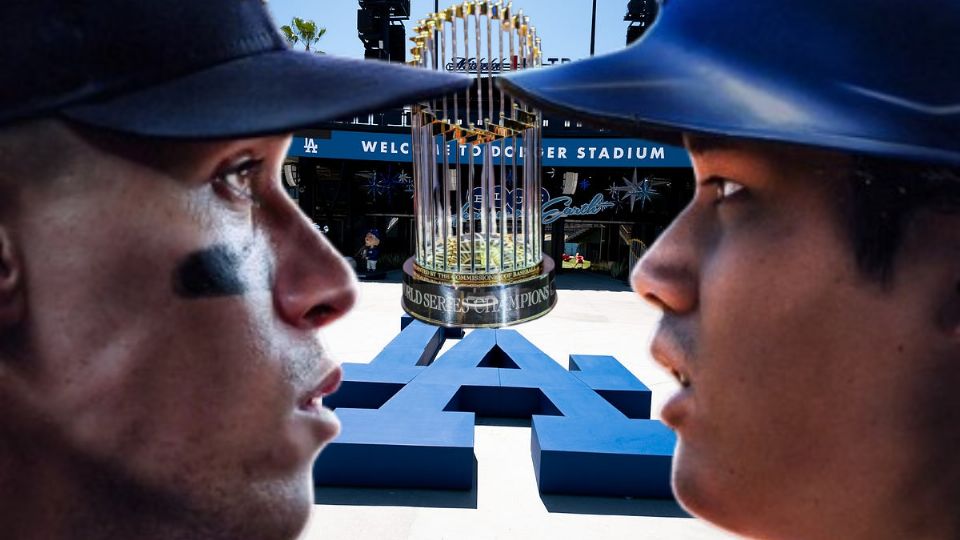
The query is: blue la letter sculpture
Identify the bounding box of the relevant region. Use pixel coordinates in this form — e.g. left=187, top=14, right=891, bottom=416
left=315, top=318, right=675, bottom=497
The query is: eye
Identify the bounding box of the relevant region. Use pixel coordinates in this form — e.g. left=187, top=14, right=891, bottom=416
left=712, top=177, right=746, bottom=204
left=212, top=154, right=264, bottom=203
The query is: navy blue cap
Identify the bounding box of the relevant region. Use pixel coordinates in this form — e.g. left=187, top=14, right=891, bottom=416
left=0, top=0, right=470, bottom=137
left=500, top=0, right=960, bottom=166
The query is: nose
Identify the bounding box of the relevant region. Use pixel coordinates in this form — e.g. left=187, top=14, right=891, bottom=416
left=630, top=208, right=700, bottom=315
left=272, top=203, right=358, bottom=330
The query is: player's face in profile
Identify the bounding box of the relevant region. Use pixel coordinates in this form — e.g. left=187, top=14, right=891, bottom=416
left=633, top=137, right=959, bottom=538
left=10, top=127, right=356, bottom=538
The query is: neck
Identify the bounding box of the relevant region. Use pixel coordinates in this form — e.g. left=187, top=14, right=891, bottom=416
left=0, top=438, right=220, bottom=540
left=0, top=439, right=86, bottom=539
left=780, top=460, right=960, bottom=540
left=876, top=461, right=960, bottom=540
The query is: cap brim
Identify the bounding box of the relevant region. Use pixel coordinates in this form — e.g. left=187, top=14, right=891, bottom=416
left=498, top=38, right=828, bottom=149
left=61, top=49, right=471, bottom=138
left=499, top=43, right=688, bottom=147
left=499, top=30, right=960, bottom=166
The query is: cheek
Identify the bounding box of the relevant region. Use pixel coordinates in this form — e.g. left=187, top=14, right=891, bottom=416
left=699, top=197, right=853, bottom=372
left=173, top=245, right=249, bottom=297
left=693, top=209, right=868, bottom=442
left=19, top=178, right=305, bottom=470
left=172, top=241, right=274, bottom=298
left=27, top=227, right=285, bottom=459
left=691, top=211, right=940, bottom=491
left=50, top=292, right=297, bottom=482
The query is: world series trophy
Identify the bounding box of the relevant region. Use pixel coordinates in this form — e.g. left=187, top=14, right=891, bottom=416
left=402, top=1, right=556, bottom=328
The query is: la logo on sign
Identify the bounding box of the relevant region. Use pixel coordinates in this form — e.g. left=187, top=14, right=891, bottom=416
left=314, top=318, right=676, bottom=497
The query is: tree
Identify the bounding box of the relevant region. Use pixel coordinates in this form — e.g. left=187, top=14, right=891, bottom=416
left=279, top=17, right=326, bottom=53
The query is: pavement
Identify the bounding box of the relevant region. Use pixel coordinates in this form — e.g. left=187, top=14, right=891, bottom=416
left=302, top=269, right=737, bottom=540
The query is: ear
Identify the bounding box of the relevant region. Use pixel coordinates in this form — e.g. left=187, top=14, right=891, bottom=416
left=0, top=226, right=25, bottom=328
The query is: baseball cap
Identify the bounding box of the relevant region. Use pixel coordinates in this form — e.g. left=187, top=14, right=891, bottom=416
left=0, top=0, right=470, bottom=137
left=499, top=0, right=960, bottom=166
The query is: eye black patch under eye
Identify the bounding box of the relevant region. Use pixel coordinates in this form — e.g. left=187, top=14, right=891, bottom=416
left=173, top=244, right=249, bottom=298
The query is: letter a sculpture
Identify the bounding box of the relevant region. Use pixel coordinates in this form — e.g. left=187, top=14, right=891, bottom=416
left=403, top=1, right=556, bottom=327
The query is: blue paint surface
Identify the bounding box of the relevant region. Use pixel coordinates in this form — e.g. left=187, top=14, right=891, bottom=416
left=315, top=319, right=676, bottom=497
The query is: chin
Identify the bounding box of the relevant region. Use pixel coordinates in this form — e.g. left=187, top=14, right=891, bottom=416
left=262, top=480, right=315, bottom=540
left=262, top=505, right=312, bottom=540
left=671, top=449, right=757, bottom=538
left=220, top=474, right=314, bottom=540
left=671, top=461, right=710, bottom=518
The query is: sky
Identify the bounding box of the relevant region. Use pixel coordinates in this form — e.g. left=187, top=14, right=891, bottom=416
left=266, top=1, right=633, bottom=62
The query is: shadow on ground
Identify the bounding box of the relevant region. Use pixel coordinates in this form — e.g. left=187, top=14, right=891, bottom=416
left=313, top=457, right=479, bottom=510
left=355, top=269, right=404, bottom=284
left=553, top=271, right=631, bottom=292
left=475, top=416, right=531, bottom=427
left=540, top=495, right=691, bottom=518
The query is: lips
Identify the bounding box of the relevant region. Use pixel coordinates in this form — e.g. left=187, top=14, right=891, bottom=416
left=650, top=332, right=693, bottom=389
left=650, top=331, right=694, bottom=430
left=298, top=365, right=343, bottom=414
left=672, top=368, right=691, bottom=388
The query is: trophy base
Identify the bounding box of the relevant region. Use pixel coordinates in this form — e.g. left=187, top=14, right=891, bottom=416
left=401, top=256, right=556, bottom=328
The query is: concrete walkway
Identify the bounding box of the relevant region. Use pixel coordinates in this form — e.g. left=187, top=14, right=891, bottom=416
left=303, top=271, right=736, bottom=540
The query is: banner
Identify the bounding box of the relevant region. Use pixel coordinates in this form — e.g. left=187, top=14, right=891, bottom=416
left=290, top=132, right=690, bottom=168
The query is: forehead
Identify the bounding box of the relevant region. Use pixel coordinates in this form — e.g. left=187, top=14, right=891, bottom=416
left=682, top=134, right=852, bottom=178
left=81, top=130, right=292, bottom=175
left=682, top=134, right=742, bottom=156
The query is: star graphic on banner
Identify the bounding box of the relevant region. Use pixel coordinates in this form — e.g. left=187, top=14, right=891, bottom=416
left=394, top=170, right=412, bottom=191
left=578, top=177, right=591, bottom=191
left=547, top=168, right=556, bottom=179
left=362, top=172, right=391, bottom=201
left=388, top=169, right=414, bottom=197
left=605, top=183, right=623, bottom=202
left=610, top=169, right=671, bottom=212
